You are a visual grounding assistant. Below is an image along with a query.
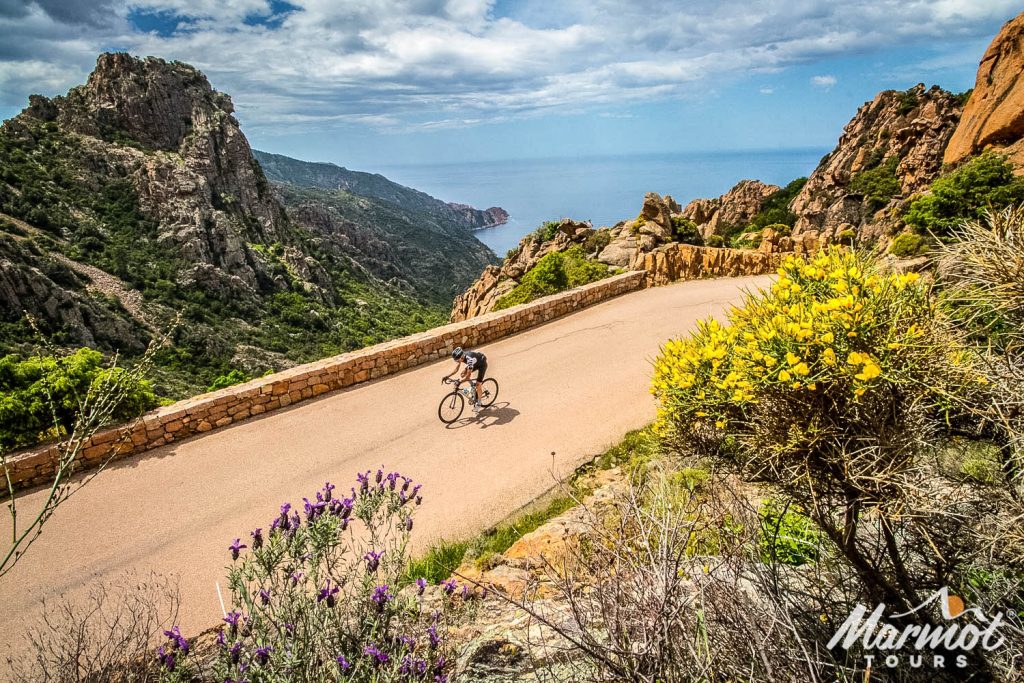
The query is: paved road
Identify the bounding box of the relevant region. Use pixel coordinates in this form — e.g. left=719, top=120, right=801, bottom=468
left=0, top=275, right=770, bottom=655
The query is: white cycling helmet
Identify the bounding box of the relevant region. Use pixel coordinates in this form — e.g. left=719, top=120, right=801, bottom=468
left=451, top=347, right=464, bottom=360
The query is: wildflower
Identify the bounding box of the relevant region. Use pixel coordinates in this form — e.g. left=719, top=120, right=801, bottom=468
left=224, top=610, right=242, bottom=630
left=441, top=579, right=457, bottom=596
left=250, top=528, right=263, bottom=550
left=778, top=369, right=792, bottom=382
left=254, top=645, right=272, bottom=665
left=230, top=641, right=242, bottom=664
left=416, top=577, right=427, bottom=595
left=427, top=622, right=440, bottom=648
left=364, top=550, right=383, bottom=572
left=336, top=655, right=352, bottom=671
left=461, top=584, right=472, bottom=600
left=259, top=588, right=271, bottom=605
left=156, top=646, right=175, bottom=672
left=405, top=516, right=414, bottom=532
left=290, top=571, right=303, bottom=586
left=229, top=538, right=247, bottom=561
left=371, top=584, right=392, bottom=608
left=216, top=630, right=227, bottom=647
left=364, top=643, right=390, bottom=665
left=163, top=625, right=189, bottom=654
left=322, top=481, right=335, bottom=501
left=318, top=580, right=340, bottom=607
left=357, top=471, right=370, bottom=493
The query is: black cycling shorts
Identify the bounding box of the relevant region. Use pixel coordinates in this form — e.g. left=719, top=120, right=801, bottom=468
left=472, top=360, right=487, bottom=381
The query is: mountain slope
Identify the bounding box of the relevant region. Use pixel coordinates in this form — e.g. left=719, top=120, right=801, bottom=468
left=0, top=53, right=497, bottom=397
left=254, top=150, right=508, bottom=230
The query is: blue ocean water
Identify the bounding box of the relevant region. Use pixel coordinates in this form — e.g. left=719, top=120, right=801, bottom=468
left=374, top=149, right=828, bottom=256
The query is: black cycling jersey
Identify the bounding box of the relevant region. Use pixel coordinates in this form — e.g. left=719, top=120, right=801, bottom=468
left=463, top=350, right=487, bottom=380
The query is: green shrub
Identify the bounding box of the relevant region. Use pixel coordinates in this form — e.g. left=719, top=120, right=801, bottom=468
left=670, top=216, right=703, bottom=245
left=0, top=348, right=156, bottom=451
left=493, top=246, right=611, bottom=311
left=849, top=155, right=900, bottom=211
left=896, top=88, right=920, bottom=116
left=206, top=369, right=251, bottom=392
left=836, top=228, right=857, bottom=245
left=904, top=152, right=1024, bottom=237
left=759, top=499, right=822, bottom=565
left=530, top=220, right=562, bottom=242
left=583, top=228, right=612, bottom=255
left=705, top=235, right=724, bottom=248
left=888, top=232, right=930, bottom=257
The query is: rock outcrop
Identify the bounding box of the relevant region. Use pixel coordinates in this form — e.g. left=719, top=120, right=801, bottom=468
left=450, top=219, right=594, bottom=321
left=681, top=180, right=780, bottom=238
left=596, top=192, right=679, bottom=268
left=944, top=13, right=1024, bottom=169
left=631, top=243, right=783, bottom=287
left=790, top=84, right=962, bottom=245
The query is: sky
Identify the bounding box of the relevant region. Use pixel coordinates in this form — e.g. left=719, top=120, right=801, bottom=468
left=0, top=0, right=1020, bottom=169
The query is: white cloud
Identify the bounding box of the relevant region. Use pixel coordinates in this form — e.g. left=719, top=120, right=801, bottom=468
left=811, top=74, right=838, bottom=90
left=760, top=86, right=774, bottom=95
left=0, top=0, right=1016, bottom=130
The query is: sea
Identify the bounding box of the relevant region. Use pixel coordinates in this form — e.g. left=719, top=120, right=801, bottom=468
left=374, top=149, right=829, bottom=256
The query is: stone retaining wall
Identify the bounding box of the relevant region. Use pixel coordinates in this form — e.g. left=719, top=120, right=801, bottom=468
left=4, top=270, right=647, bottom=493
left=631, top=243, right=783, bottom=287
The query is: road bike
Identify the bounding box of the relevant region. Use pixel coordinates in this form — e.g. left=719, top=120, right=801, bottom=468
left=438, top=377, right=499, bottom=424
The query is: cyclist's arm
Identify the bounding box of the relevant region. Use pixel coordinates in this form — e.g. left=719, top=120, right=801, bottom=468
left=442, top=361, right=461, bottom=380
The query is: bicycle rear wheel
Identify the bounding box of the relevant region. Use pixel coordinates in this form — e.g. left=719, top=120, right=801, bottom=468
left=478, top=378, right=499, bottom=407
left=438, top=391, right=465, bottom=424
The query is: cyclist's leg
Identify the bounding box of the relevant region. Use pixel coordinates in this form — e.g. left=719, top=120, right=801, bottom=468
left=474, top=363, right=487, bottom=403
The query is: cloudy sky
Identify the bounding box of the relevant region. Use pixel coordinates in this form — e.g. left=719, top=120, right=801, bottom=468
left=0, top=0, right=1019, bottom=168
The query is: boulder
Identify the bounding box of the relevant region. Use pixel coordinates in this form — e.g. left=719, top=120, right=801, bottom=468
left=637, top=191, right=674, bottom=239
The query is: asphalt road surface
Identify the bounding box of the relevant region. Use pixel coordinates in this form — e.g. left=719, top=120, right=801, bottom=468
left=0, top=275, right=770, bottom=656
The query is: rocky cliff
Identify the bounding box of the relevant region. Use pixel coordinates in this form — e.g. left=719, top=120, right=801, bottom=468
left=0, top=53, right=497, bottom=395
left=680, top=180, right=780, bottom=238
left=790, top=84, right=962, bottom=245
left=945, top=13, right=1024, bottom=169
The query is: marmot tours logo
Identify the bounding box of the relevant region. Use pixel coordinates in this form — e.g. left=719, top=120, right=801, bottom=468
left=827, top=588, right=1019, bottom=670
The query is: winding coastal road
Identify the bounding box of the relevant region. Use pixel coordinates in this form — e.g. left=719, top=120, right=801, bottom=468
left=0, top=275, right=770, bottom=656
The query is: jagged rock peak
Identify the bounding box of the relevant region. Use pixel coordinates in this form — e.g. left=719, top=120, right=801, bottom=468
left=680, top=179, right=779, bottom=238
left=790, top=83, right=962, bottom=244
left=945, top=12, right=1024, bottom=168
left=29, top=53, right=233, bottom=153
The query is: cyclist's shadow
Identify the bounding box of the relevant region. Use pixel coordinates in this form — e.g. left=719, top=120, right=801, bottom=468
left=444, top=401, right=520, bottom=430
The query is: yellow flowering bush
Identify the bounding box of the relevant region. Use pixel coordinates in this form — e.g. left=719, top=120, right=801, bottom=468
left=653, top=248, right=980, bottom=510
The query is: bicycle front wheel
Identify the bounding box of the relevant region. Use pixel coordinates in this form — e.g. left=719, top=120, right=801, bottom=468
left=438, top=391, right=465, bottom=424
left=478, top=378, right=499, bottom=407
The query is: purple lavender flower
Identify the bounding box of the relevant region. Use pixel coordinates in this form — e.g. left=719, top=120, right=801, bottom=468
left=156, top=645, right=175, bottom=672
left=364, top=550, right=383, bottom=572
left=317, top=580, right=340, bottom=608
left=401, top=476, right=413, bottom=492
left=434, top=655, right=447, bottom=675
left=254, top=645, right=272, bottom=665
left=230, top=641, right=242, bottom=664
left=363, top=643, right=390, bottom=665
left=283, top=622, right=295, bottom=635
left=258, top=588, right=271, bottom=605
left=163, top=625, right=189, bottom=654
left=427, top=622, right=440, bottom=648
left=416, top=577, right=427, bottom=595
left=216, top=630, right=227, bottom=647
left=387, top=472, right=400, bottom=490
left=357, top=471, right=370, bottom=494
left=224, top=609, right=242, bottom=635
left=229, top=538, right=247, bottom=561
left=371, top=584, right=392, bottom=608
left=322, top=481, right=335, bottom=501
left=416, top=495, right=423, bottom=506
left=375, top=468, right=384, bottom=484
left=250, top=528, right=263, bottom=550
left=405, top=516, right=414, bottom=532
left=290, top=571, right=303, bottom=586
left=461, top=584, right=472, bottom=600
left=336, top=654, right=351, bottom=670
left=400, top=635, right=416, bottom=650
left=441, top=579, right=457, bottom=596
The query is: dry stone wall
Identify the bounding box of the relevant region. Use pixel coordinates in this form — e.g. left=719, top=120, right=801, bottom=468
left=4, top=271, right=646, bottom=492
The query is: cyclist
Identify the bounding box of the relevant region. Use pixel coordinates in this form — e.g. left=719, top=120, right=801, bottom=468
left=442, top=347, right=488, bottom=412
